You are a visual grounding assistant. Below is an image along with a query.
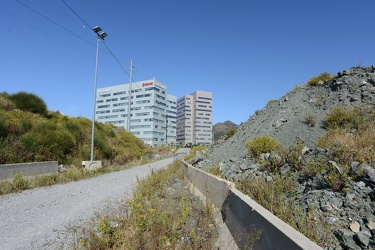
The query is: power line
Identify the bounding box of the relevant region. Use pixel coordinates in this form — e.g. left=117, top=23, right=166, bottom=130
left=60, top=0, right=92, bottom=30
left=60, top=0, right=163, bottom=106
left=0, top=7, right=91, bottom=56
left=10, top=1, right=123, bottom=69
left=16, top=0, right=94, bottom=48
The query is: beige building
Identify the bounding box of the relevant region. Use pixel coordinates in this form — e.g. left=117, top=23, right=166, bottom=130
left=176, top=90, right=212, bottom=145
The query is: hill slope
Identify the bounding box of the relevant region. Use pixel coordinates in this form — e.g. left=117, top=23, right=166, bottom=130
left=0, top=92, right=153, bottom=166
left=194, top=66, right=375, bottom=249
left=207, top=66, right=375, bottom=168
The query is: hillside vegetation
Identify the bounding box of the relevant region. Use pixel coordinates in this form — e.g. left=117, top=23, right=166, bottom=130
left=0, top=92, right=153, bottom=166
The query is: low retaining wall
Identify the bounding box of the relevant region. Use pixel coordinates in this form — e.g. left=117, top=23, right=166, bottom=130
left=0, top=161, right=58, bottom=180
left=180, top=160, right=323, bottom=250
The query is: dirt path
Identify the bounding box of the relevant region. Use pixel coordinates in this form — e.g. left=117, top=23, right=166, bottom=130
left=0, top=158, right=174, bottom=250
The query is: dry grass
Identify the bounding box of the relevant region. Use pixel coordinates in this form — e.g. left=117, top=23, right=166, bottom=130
left=52, top=161, right=218, bottom=249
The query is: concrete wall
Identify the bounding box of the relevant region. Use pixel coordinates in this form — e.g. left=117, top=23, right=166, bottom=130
left=180, top=160, right=323, bottom=250
left=0, top=161, right=58, bottom=180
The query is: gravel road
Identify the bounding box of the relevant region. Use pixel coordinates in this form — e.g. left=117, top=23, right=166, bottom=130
left=0, top=158, right=174, bottom=250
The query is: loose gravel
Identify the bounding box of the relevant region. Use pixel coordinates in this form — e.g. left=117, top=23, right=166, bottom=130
left=0, top=158, right=174, bottom=250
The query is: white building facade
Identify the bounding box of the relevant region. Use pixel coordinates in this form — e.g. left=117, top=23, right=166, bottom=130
left=95, top=79, right=177, bottom=147
left=176, top=90, right=213, bottom=146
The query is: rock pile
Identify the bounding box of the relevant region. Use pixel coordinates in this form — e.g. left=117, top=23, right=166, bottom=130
left=192, top=66, right=375, bottom=249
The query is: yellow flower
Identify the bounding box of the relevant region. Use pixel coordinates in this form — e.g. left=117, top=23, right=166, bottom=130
left=79, top=238, right=85, bottom=246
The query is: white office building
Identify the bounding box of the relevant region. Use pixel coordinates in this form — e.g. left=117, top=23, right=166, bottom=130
left=95, top=79, right=177, bottom=147
left=176, top=90, right=213, bottom=146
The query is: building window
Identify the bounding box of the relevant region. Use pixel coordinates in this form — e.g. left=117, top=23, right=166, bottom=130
left=98, top=105, right=110, bottom=108
left=113, top=91, right=126, bottom=95
left=106, top=98, right=118, bottom=102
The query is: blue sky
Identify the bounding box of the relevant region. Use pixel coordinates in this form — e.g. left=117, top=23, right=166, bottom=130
left=1, top=0, right=375, bottom=125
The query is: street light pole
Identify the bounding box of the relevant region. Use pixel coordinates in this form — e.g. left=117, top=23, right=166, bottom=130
left=90, top=26, right=107, bottom=161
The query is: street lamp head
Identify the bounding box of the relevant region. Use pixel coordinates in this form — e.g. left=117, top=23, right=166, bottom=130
left=99, top=32, right=108, bottom=40
left=92, top=26, right=102, bottom=33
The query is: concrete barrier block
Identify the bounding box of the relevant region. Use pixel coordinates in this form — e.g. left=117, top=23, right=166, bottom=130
left=0, top=161, right=58, bottom=180
left=82, top=161, right=102, bottom=171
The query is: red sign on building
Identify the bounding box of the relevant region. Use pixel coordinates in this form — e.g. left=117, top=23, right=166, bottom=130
left=142, top=82, right=153, bottom=87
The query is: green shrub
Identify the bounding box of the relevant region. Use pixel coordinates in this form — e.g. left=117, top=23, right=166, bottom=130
left=20, top=121, right=75, bottom=163
left=11, top=172, right=30, bottom=192
left=225, top=127, right=237, bottom=138
left=207, top=164, right=222, bottom=177
left=183, top=154, right=195, bottom=161
left=267, top=99, right=277, bottom=106
left=307, top=72, right=333, bottom=86
left=238, top=175, right=295, bottom=221
left=246, top=135, right=283, bottom=158
left=0, top=93, right=15, bottom=111
left=9, top=92, right=47, bottom=116
left=326, top=163, right=350, bottom=191
left=325, top=106, right=365, bottom=130
left=285, top=139, right=305, bottom=171
left=190, top=145, right=206, bottom=154
left=303, top=114, right=316, bottom=127
left=0, top=111, right=7, bottom=138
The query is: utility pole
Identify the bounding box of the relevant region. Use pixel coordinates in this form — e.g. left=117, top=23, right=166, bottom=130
left=165, top=115, right=168, bottom=146
left=127, top=59, right=133, bottom=132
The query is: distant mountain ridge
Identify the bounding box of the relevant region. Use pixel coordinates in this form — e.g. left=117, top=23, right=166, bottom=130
left=213, top=120, right=237, bottom=142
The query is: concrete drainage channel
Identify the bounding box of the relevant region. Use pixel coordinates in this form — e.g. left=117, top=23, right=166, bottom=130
left=180, top=160, right=323, bottom=250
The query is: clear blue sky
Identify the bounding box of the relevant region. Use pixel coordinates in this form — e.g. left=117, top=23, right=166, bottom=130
left=2, top=0, right=375, bottom=125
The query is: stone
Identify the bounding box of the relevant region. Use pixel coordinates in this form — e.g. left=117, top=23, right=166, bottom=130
left=266, top=176, right=273, bottom=182
left=260, top=153, right=270, bottom=161
left=239, top=164, right=250, bottom=171
left=329, top=161, right=342, bottom=175
left=249, top=164, right=259, bottom=170
left=328, top=196, right=343, bottom=209
left=269, top=152, right=282, bottom=164
left=355, top=181, right=366, bottom=188
left=350, top=95, right=360, bottom=102
left=368, top=191, right=375, bottom=201
left=274, top=120, right=282, bottom=128
left=367, top=221, right=375, bottom=231
left=327, top=217, right=338, bottom=225
left=350, top=162, right=375, bottom=187
left=361, top=228, right=372, bottom=237
left=173, top=182, right=182, bottom=190
left=279, top=164, right=291, bottom=176
left=350, top=221, right=361, bottom=233
left=166, top=187, right=177, bottom=198
left=320, top=203, right=333, bottom=212
left=369, top=238, right=375, bottom=249
left=346, top=193, right=356, bottom=201
left=58, top=165, right=67, bottom=173
left=354, top=231, right=370, bottom=248
left=334, top=230, right=361, bottom=250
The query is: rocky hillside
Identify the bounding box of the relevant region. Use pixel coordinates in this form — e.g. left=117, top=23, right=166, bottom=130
left=192, top=66, right=375, bottom=249
left=213, top=120, right=237, bottom=142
